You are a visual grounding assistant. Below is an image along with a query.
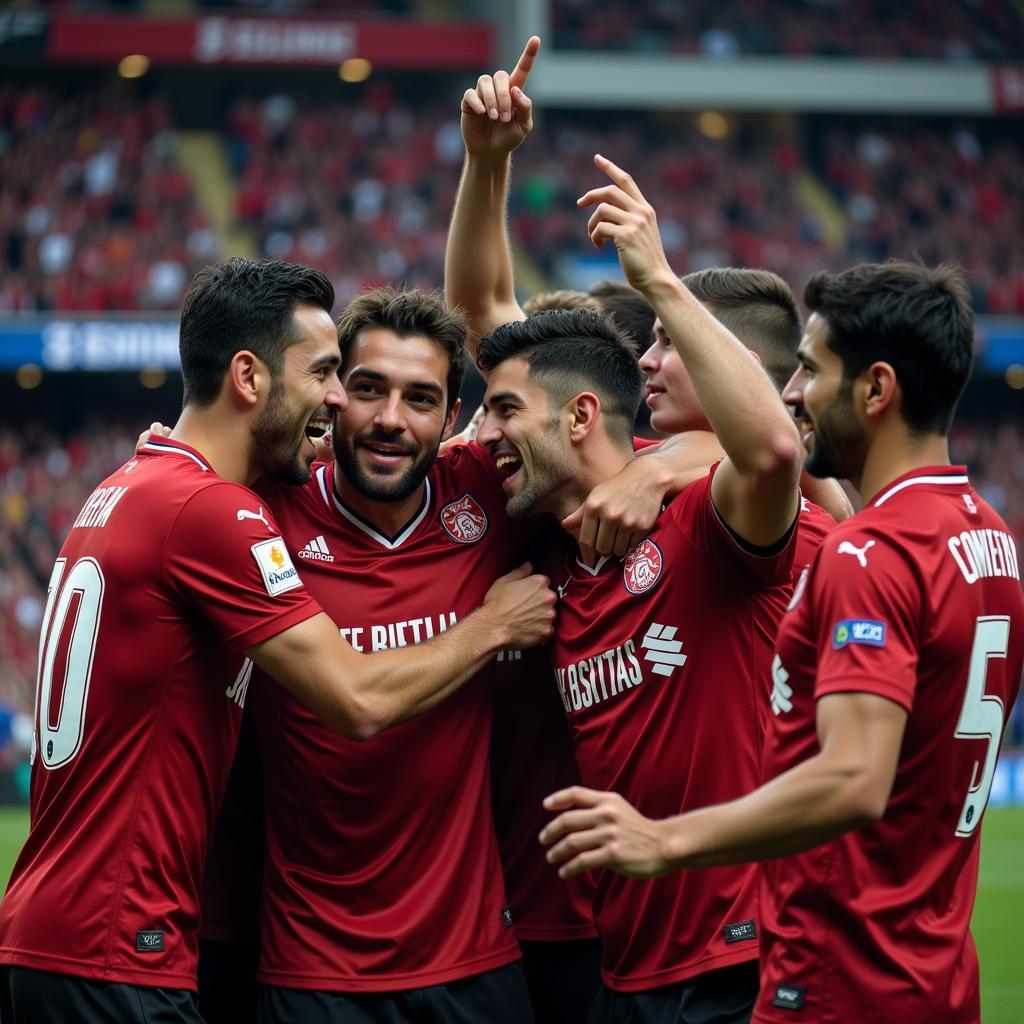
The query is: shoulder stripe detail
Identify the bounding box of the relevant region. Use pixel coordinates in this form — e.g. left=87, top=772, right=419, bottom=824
left=872, top=474, right=970, bottom=508
left=141, top=440, right=210, bottom=472
left=331, top=479, right=432, bottom=550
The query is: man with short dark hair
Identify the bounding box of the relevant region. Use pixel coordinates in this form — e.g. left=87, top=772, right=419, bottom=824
left=476, top=155, right=803, bottom=1022
left=543, top=260, right=1024, bottom=1024
left=0, top=258, right=556, bottom=1024
left=588, top=279, right=656, bottom=351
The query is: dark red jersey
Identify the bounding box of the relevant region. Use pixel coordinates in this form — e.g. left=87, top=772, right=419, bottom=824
left=758, top=467, right=1024, bottom=1024
left=251, top=443, right=526, bottom=992
left=547, top=465, right=796, bottom=991
left=795, top=495, right=836, bottom=573
left=0, top=437, right=319, bottom=988
left=490, top=646, right=596, bottom=942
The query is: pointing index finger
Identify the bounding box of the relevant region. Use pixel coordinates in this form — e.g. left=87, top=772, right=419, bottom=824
left=593, top=153, right=644, bottom=202
left=510, top=35, right=541, bottom=91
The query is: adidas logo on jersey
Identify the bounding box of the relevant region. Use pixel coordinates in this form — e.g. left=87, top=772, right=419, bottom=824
left=298, top=535, right=335, bottom=563
left=640, top=623, right=686, bottom=678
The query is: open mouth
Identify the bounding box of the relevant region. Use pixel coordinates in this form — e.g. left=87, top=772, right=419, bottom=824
left=494, top=450, right=523, bottom=490
left=305, top=414, right=333, bottom=441
left=359, top=439, right=416, bottom=467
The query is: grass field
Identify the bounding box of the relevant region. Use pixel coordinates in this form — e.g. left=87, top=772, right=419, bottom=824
left=0, top=805, right=1020, bottom=1019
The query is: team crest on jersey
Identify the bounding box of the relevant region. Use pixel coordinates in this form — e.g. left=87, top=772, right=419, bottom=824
left=623, top=539, right=663, bottom=595
left=440, top=493, right=488, bottom=544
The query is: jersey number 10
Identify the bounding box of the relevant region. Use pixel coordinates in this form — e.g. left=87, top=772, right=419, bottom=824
left=32, top=557, right=105, bottom=769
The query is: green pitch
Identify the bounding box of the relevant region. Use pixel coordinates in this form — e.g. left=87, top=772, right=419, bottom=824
left=0, top=805, right=1021, bottom=1019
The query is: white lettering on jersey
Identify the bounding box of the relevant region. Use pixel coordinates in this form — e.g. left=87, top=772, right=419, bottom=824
left=837, top=539, right=875, bottom=568
left=226, top=658, right=253, bottom=709
left=640, top=623, right=686, bottom=677
left=948, top=529, right=1021, bottom=585
left=72, top=485, right=128, bottom=530
left=554, top=640, right=644, bottom=714
left=354, top=611, right=458, bottom=652
left=298, top=534, right=335, bottom=562
left=770, top=655, right=793, bottom=715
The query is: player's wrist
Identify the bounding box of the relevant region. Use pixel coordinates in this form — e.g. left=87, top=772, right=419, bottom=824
left=641, top=269, right=686, bottom=304
left=468, top=603, right=514, bottom=653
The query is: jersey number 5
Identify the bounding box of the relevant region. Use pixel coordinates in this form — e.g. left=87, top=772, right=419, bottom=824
left=32, top=557, right=105, bottom=769
left=954, top=615, right=1010, bottom=838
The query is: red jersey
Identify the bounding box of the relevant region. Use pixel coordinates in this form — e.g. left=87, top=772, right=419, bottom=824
left=0, top=437, right=319, bottom=988
left=251, top=443, right=525, bottom=992
left=490, top=646, right=596, bottom=942
left=547, top=465, right=796, bottom=991
left=795, top=495, right=835, bottom=573
left=758, top=467, right=1024, bottom=1024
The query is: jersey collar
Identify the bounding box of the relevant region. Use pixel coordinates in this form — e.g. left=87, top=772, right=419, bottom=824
left=869, top=465, right=970, bottom=508
left=139, top=436, right=213, bottom=473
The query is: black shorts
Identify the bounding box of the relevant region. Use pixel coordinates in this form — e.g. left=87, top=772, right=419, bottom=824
left=0, top=965, right=204, bottom=1024
left=197, top=938, right=260, bottom=1024
left=256, top=960, right=535, bottom=1024
left=518, top=938, right=602, bottom=1024
left=587, top=960, right=758, bottom=1024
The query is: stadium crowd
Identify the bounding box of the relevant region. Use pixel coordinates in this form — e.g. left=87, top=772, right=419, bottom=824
left=2, top=82, right=1023, bottom=315
left=551, top=0, right=1024, bottom=61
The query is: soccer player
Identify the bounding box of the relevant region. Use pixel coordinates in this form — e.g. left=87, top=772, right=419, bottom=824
left=542, top=261, right=1024, bottom=1024
left=246, top=287, right=541, bottom=1022
left=473, top=157, right=803, bottom=1020
left=0, top=259, right=556, bottom=1024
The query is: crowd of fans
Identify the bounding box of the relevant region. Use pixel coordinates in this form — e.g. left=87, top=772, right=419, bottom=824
left=2, top=82, right=1022, bottom=315
left=551, top=0, right=1024, bottom=62
left=1, top=418, right=1022, bottom=748
left=0, top=86, right=216, bottom=314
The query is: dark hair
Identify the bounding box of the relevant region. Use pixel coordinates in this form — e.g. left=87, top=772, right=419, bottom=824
left=336, top=287, right=468, bottom=413
left=682, top=267, right=802, bottom=390
left=477, top=309, right=643, bottom=447
left=804, top=260, right=974, bottom=436
left=589, top=280, right=656, bottom=348
left=179, top=257, right=335, bottom=407
left=523, top=289, right=603, bottom=315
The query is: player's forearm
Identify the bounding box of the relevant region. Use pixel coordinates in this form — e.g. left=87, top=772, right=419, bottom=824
left=799, top=470, right=854, bottom=522
left=445, top=153, right=523, bottom=351
left=644, top=273, right=800, bottom=480
left=659, top=751, right=883, bottom=870
left=637, top=431, right=724, bottom=494
left=343, top=606, right=511, bottom=737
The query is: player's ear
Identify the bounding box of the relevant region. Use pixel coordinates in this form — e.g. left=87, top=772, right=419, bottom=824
left=862, top=361, right=898, bottom=420
left=441, top=397, right=462, bottom=442
left=226, top=350, right=264, bottom=410
left=565, top=392, right=601, bottom=442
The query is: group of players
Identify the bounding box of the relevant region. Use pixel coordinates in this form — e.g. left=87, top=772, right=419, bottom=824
left=0, top=34, right=1021, bottom=1024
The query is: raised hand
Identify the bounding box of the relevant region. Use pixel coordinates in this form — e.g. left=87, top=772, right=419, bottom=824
left=577, top=154, right=674, bottom=295
left=136, top=421, right=171, bottom=452
left=461, top=36, right=540, bottom=160
left=480, top=562, right=556, bottom=649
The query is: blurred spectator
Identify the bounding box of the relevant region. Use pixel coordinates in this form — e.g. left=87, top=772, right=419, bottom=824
left=551, top=0, right=1024, bottom=62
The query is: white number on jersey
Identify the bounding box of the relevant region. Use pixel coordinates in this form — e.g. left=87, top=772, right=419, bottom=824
left=33, top=557, right=105, bottom=769
left=953, top=615, right=1010, bottom=837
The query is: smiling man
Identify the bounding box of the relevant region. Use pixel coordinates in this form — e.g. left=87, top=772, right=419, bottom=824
left=246, top=286, right=552, bottom=1024
left=542, top=261, right=1024, bottom=1024
left=474, top=154, right=804, bottom=1024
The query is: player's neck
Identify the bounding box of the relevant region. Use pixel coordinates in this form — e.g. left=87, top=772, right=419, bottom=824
left=552, top=446, right=635, bottom=533
left=855, top=429, right=951, bottom=505
left=332, top=465, right=426, bottom=538
left=170, top=407, right=257, bottom=485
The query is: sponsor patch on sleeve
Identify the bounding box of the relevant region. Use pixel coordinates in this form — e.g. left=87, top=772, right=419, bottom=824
left=832, top=618, right=886, bottom=649
left=251, top=537, right=303, bottom=597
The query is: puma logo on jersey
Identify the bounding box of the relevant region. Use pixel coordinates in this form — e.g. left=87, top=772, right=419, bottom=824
left=640, top=623, right=686, bottom=677
left=237, top=506, right=271, bottom=530
left=770, top=655, right=793, bottom=715
left=837, top=539, right=875, bottom=567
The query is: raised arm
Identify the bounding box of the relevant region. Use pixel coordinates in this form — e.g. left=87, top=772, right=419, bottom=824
left=578, top=155, right=801, bottom=547
left=248, top=563, right=555, bottom=741
left=445, top=36, right=540, bottom=359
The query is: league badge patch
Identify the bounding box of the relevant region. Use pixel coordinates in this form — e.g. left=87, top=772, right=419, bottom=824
left=441, top=493, right=488, bottom=544
left=623, top=538, right=663, bottom=595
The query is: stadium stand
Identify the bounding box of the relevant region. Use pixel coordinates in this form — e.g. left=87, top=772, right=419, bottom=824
left=551, top=0, right=1024, bottom=61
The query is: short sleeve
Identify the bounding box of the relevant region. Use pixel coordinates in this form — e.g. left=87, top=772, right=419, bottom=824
left=164, top=481, right=322, bottom=653
left=666, top=462, right=796, bottom=587
left=809, top=528, right=922, bottom=712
